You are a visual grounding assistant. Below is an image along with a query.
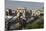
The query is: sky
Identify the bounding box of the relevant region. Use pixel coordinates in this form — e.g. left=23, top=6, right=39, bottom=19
left=5, top=0, right=44, bottom=10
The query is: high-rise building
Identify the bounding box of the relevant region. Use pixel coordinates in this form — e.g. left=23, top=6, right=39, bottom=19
left=9, top=9, right=12, bottom=16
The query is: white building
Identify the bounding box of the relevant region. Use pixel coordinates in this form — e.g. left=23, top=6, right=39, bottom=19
left=32, top=10, right=40, bottom=16
left=16, top=7, right=26, bottom=19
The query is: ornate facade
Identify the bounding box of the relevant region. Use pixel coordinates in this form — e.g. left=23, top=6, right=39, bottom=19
left=16, top=7, right=26, bottom=19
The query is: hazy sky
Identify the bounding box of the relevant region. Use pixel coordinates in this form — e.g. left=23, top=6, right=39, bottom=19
left=5, top=0, right=44, bottom=10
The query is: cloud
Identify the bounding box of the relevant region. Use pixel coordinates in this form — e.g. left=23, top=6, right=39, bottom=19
left=8, top=0, right=44, bottom=2
left=9, top=0, right=24, bottom=1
